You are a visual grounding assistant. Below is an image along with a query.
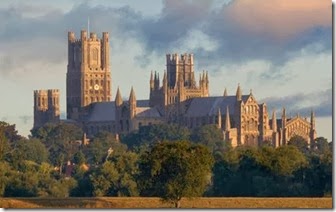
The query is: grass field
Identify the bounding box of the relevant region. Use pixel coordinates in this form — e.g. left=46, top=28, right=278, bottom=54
left=0, top=197, right=332, bottom=208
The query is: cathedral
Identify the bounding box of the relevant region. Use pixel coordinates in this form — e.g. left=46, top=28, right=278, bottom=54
left=33, top=29, right=317, bottom=148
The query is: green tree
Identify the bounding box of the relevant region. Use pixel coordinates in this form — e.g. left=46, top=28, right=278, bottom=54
left=271, top=145, right=307, bottom=176
left=10, top=138, right=49, bottom=164
left=85, top=131, right=127, bottom=164
left=190, top=124, right=229, bottom=153
left=73, top=150, right=86, bottom=165
left=0, top=121, right=22, bottom=142
left=138, top=141, right=214, bottom=208
left=288, top=135, right=309, bottom=153
left=0, top=128, right=10, bottom=161
left=312, top=137, right=330, bottom=154
left=31, top=123, right=83, bottom=166
left=0, top=162, right=12, bottom=196
left=89, top=150, right=139, bottom=197
left=122, top=124, right=190, bottom=149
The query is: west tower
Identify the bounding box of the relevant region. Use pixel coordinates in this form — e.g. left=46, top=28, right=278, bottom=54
left=33, top=89, right=60, bottom=129
left=67, top=30, right=111, bottom=119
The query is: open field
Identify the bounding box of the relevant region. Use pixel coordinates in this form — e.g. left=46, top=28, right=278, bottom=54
left=0, top=197, right=332, bottom=208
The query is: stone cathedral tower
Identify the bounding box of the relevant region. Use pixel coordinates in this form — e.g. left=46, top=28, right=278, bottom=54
left=149, top=53, right=209, bottom=120
left=33, top=89, right=60, bottom=129
left=67, top=30, right=111, bottom=119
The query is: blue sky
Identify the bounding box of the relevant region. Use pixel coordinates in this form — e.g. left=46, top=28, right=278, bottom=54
left=0, top=0, right=332, bottom=141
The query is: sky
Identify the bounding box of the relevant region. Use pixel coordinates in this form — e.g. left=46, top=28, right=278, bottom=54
left=0, top=0, right=332, bottom=141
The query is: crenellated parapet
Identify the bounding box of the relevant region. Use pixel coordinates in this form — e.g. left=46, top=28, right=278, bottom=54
left=66, top=29, right=112, bottom=118
left=166, top=53, right=194, bottom=65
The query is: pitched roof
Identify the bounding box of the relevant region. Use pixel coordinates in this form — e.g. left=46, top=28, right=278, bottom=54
left=136, top=107, right=162, bottom=118
left=85, top=100, right=151, bottom=122
left=137, top=100, right=150, bottom=107
left=185, top=95, right=247, bottom=117
left=86, top=102, right=116, bottom=122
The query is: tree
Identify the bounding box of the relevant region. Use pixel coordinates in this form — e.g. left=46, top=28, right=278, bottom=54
left=89, top=150, right=139, bottom=197
left=0, top=121, right=22, bottom=142
left=271, top=145, right=307, bottom=176
left=122, top=124, right=190, bottom=149
left=190, top=124, right=229, bottom=153
left=85, top=131, right=127, bottom=165
left=0, top=128, right=10, bottom=161
left=31, top=123, right=83, bottom=166
left=11, top=138, right=49, bottom=164
left=138, top=141, right=214, bottom=208
left=73, top=150, right=86, bottom=165
left=312, top=137, right=330, bottom=154
left=288, top=135, right=308, bottom=153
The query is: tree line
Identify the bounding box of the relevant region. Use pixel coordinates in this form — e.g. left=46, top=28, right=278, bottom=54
left=0, top=121, right=332, bottom=207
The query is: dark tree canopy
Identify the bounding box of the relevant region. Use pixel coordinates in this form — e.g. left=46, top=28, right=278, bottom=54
left=190, top=124, right=230, bottom=153
left=138, top=141, right=214, bottom=208
left=288, top=135, right=309, bottom=153
left=0, top=121, right=22, bottom=142
left=122, top=124, right=190, bottom=149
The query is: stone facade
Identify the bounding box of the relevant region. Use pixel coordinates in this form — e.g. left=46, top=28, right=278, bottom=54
left=33, top=89, right=60, bottom=129
left=33, top=29, right=317, bottom=148
left=67, top=30, right=111, bottom=120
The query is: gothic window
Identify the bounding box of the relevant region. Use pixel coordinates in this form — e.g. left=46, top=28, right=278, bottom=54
left=42, top=98, right=45, bottom=106
left=120, top=120, right=123, bottom=131
left=126, top=120, right=129, bottom=131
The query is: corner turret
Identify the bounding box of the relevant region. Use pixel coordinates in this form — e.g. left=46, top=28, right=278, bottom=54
left=225, top=106, right=231, bottom=131
left=236, top=83, right=242, bottom=101
left=115, top=87, right=123, bottom=107
left=223, top=88, right=228, bottom=97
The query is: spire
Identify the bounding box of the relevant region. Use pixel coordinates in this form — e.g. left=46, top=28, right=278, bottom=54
left=310, top=110, right=315, bottom=129
left=150, top=71, right=154, bottom=90
left=225, top=106, right=231, bottom=131
left=236, top=83, right=242, bottom=101
left=217, top=108, right=222, bottom=129
left=250, top=89, right=252, bottom=95
left=163, top=71, right=167, bottom=84
left=282, top=107, right=287, bottom=127
left=191, top=72, right=196, bottom=87
left=199, top=73, right=202, bottom=86
left=205, top=71, right=209, bottom=83
left=272, top=110, right=277, bottom=132
left=129, top=86, right=136, bottom=103
left=223, top=88, right=228, bottom=97
left=115, top=87, right=123, bottom=106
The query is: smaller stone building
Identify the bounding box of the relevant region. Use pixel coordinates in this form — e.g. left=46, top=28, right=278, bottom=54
left=33, top=89, right=60, bottom=129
